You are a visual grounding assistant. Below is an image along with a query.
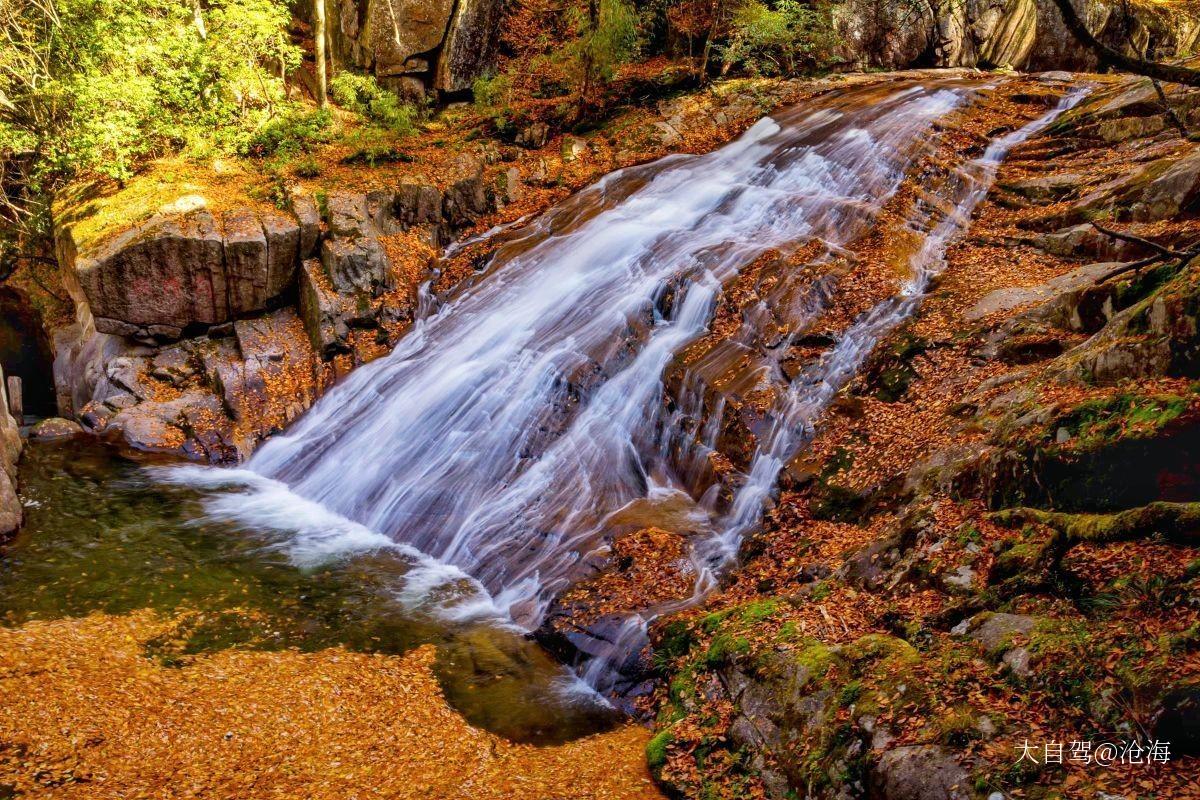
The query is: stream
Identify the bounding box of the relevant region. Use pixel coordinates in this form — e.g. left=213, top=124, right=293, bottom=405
left=2, top=77, right=1083, bottom=738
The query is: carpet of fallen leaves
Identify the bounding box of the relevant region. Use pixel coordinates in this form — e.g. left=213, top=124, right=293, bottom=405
left=0, top=611, right=664, bottom=800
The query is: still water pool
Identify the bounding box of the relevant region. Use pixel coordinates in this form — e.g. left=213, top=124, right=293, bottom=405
left=0, top=437, right=618, bottom=744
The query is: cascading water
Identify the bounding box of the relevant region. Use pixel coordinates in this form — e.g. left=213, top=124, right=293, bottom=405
left=579, top=87, right=1089, bottom=691
left=171, top=80, right=1084, bottom=696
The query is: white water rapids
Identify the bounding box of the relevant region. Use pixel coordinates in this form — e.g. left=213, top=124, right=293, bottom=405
left=170, top=80, right=1084, bottom=693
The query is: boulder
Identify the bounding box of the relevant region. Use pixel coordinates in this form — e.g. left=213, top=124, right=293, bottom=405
left=106, top=389, right=238, bottom=463
left=59, top=207, right=303, bottom=339
left=869, top=745, right=972, bottom=800
left=326, top=193, right=373, bottom=239
left=299, top=259, right=350, bottom=356
left=966, top=261, right=1127, bottom=322
left=442, top=155, right=490, bottom=227
left=974, top=0, right=1039, bottom=68
left=216, top=310, right=321, bottom=437
left=1046, top=146, right=1200, bottom=228
left=834, top=0, right=934, bottom=69
left=435, top=0, right=506, bottom=93
left=956, top=611, right=1037, bottom=653
left=150, top=345, right=198, bottom=386
left=289, top=192, right=323, bottom=258
left=320, top=236, right=394, bottom=296
left=51, top=311, right=144, bottom=419
left=331, top=0, right=455, bottom=79
left=515, top=122, right=551, bottom=149
left=29, top=417, right=83, bottom=441
left=999, top=172, right=1086, bottom=203
left=1127, top=147, right=1200, bottom=222
left=1032, top=223, right=1147, bottom=261
left=394, top=183, right=444, bottom=227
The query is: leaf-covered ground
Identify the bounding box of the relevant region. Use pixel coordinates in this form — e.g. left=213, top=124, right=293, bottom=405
left=0, top=610, right=665, bottom=799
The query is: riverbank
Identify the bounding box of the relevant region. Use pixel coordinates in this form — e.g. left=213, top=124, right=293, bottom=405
left=0, top=610, right=662, bottom=799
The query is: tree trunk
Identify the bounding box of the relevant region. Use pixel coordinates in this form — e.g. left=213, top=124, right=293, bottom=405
left=578, top=0, right=600, bottom=116
left=314, top=0, right=329, bottom=108
left=192, top=0, right=207, bottom=39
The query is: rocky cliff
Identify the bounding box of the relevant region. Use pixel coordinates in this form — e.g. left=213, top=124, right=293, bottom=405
left=49, top=152, right=506, bottom=461
left=325, top=0, right=505, bottom=95
left=326, top=0, right=1200, bottom=99
left=836, top=0, right=1200, bottom=71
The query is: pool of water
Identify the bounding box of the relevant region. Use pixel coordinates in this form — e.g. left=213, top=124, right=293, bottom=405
left=0, top=436, right=619, bottom=744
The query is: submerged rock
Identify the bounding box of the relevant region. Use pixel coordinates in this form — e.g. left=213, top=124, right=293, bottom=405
left=29, top=417, right=83, bottom=441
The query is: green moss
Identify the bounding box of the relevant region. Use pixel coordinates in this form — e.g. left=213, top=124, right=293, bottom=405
left=809, top=482, right=867, bottom=522
left=705, top=632, right=751, bottom=666
left=735, top=598, right=781, bottom=625
left=842, top=633, right=919, bottom=666
left=838, top=679, right=862, bottom=707
left=646, top=726, right=675, bottom=770
left=655, top=619, right=696, bottom=663
left=777, top=620, right=801, bottom=641
left=934, top=706, right=984, bottom=746
left=1054, top=392, right=1192, bottom=452
left=669, top=662, right=702, bottom=706
left=1169, top=623, right=1200, bottom=654
left=791, top=641, right=836, bottom=683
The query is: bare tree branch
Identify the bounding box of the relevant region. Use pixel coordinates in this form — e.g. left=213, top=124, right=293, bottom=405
left=1049, top=0, right=1200, bottom=87
left=1088, top=222, right=1200, bottom=282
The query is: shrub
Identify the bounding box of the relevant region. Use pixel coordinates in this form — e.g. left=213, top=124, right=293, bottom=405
left=473, top=72, right=514, bottom=110
left=240, top=108, right=333, bottom=158
left=563, top=0, right=639, bottom=107
left=329, top=72, right=418, bottom=135
left=720, top=0, right=840, bottom=76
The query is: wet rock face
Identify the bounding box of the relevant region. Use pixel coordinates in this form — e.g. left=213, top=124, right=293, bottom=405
left=1154, top=684, right=1200, bottom=757
left=436, top=0, right=506, bottom=93
left=535, top=527, right=697, bottom=700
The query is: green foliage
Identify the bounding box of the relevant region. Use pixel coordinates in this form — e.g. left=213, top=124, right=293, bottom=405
left=0, top=0, right=300, bottom=184
left=719, top=0, right=840, bottom=76
left=242, top=108, right=333, bottom=158
left=329, top=72, right=419, bottom=134
left=564, top=0, right=640, bottom=103
left=473, top=71, right=514, bottom=111
left=339, top=129, right=416, bottom=166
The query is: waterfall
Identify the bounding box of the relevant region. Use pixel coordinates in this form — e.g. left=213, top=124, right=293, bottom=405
left=168, top=80, right=1084, bottom=692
